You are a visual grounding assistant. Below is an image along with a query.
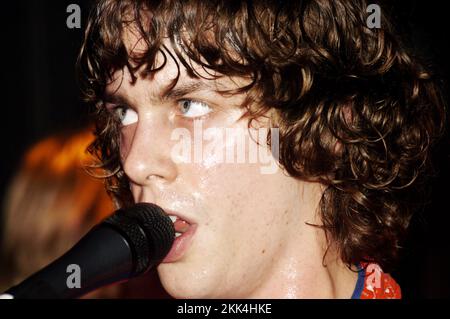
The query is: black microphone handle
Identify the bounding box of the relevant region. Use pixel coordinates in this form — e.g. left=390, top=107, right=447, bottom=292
left=5, top=224, right=134, bottom=299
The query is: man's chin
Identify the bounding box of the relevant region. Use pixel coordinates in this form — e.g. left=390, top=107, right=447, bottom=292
left=157, top=265, right=218, bottom=299
left=158, top=281, right=211, bottom=299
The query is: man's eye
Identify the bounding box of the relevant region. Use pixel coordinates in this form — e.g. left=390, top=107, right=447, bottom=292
left=178, top=99, right=212, bottom=118
left=114, top=106, right=138, bottom=126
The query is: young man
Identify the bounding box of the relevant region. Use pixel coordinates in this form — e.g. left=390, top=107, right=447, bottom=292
left=78, top=0, right=445, bottom=298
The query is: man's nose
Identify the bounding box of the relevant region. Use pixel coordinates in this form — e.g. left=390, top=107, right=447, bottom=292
left=121, top=115, right=178, bottom=187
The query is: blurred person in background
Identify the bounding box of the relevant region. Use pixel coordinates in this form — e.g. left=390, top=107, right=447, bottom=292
left=0, top=127, right=169, bottom=298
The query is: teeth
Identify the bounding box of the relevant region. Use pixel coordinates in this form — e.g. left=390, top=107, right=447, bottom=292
left=168, top=215, right=177, bottom=223
left=175, top=232, right=182, bottom=238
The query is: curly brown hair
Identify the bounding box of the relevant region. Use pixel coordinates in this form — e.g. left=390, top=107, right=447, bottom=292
left=77, top=0, right=446, bottom=272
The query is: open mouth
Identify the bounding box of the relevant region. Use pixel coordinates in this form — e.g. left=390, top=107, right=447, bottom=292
left=168, top=215, right=191, bottom=238
left=162, top=213, right=197, bottom=263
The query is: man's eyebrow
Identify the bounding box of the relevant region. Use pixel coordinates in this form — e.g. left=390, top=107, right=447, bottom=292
left=103, top=93, right=130, bottom=106
left=162, top=81, right=215, bottom=100
left=103, top=81, right=217, bottom=105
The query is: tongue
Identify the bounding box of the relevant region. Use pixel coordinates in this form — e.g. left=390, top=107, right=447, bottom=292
left=174, top=219, right=190, bottom=233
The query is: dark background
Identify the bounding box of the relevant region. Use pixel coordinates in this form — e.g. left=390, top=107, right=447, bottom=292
left=0, top=1, right=448, bottom=298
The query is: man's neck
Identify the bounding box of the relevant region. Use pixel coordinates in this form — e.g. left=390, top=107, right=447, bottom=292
left=246, top=223, right=359, bottom=298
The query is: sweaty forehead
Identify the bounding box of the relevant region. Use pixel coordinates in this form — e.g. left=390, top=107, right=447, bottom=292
left=121, top=20, right=152, bottom=62
left=105, top=26, right=251, bottom=100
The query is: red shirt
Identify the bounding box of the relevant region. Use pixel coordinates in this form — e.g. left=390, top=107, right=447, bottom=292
left=352, top=263, right=401, bottom=299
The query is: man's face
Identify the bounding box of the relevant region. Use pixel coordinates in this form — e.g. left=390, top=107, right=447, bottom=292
left=104, top=32, right=315, bottom=298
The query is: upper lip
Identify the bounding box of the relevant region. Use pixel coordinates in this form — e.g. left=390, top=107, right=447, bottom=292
left=159, top=207, right=196, bottom=225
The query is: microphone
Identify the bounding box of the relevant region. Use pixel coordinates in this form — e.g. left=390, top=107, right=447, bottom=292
left=2, top=202, right=175, bottom=299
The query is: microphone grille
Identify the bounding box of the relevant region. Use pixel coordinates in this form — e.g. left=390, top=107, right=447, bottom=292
left=104, top=203, right=175, bottom=275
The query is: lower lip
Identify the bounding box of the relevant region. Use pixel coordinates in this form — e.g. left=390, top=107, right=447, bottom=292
left=162, top=224, right=197, bottom=263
